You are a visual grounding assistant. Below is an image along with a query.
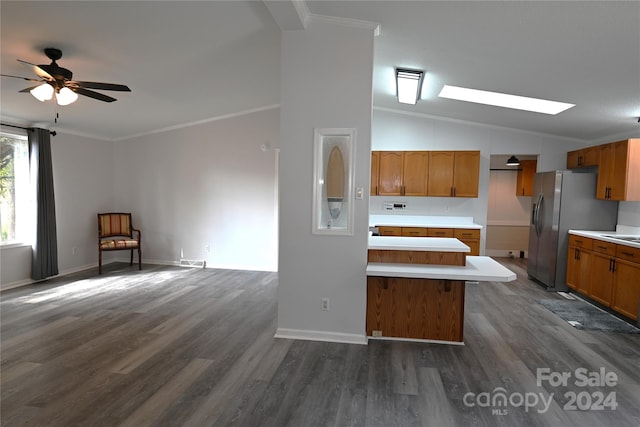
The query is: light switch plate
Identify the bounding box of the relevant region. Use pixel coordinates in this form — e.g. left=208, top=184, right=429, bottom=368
left=355, top=187, right=364, bottom=199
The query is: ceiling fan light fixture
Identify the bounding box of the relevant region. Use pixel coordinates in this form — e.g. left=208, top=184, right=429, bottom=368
left=56, top=87, right=78, bottom=106
left=396, top=68, right=424, bottom=105
left=506, top=155, right=520, bottom=166
left=30, top=83, right=54, bottom=102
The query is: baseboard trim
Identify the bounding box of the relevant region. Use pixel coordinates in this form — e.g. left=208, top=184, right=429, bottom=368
left=367, top=336, right=465, bottom=346
left=485, top=249, right=528, bottom=258
left=274, top=328, right=368, bottom=345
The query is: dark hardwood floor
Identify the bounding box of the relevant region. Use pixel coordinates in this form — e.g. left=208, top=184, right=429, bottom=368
left=1, top=259, right=639, bottom=426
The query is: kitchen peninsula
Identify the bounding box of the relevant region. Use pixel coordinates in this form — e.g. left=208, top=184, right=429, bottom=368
left=367, top=234, right=515, bottom=344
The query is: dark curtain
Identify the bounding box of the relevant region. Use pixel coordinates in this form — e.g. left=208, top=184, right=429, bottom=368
left=29, top=128, right=58, bottom=280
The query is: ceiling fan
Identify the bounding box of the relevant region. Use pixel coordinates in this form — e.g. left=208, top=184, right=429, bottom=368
left=1, top=47, right=131, bottom=105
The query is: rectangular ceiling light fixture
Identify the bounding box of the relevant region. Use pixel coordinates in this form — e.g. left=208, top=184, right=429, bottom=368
left=438, top=85, right=574, bottom=115
left=396, top=68, right=424, bottom=105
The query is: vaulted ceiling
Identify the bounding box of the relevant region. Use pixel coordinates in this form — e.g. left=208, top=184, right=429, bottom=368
left=2, top=1, right=638, bottom=143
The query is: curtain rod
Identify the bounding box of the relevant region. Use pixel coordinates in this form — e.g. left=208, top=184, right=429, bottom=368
left=1, top=123, right=57, bottom=136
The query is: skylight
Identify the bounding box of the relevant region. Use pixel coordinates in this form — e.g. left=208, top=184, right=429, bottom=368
left=438, top=85, right=574, bottom=115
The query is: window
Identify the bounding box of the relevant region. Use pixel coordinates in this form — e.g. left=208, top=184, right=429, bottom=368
left=0, top=131, right=30, bottom=244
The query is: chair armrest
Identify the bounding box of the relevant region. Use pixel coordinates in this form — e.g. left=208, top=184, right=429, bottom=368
left=132, top=228, right=142, bottom=242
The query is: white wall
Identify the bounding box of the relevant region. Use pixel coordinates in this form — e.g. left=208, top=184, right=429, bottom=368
left=112, top=108, right=280, bottom=272
left=370, top=109, right=587, bottom=253
left=618, top=202, right=640, bottom=227
left=277, top=19, right=374, bottom=344
left=1, top=131, right=114, bottom=289
left=486, top=170, right=531, bottom=256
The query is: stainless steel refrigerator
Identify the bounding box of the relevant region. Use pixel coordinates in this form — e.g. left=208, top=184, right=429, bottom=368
left=527, top=170, right=618, bottom=291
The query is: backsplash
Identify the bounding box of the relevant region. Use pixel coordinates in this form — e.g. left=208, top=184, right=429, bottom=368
left=618, top=202, right=640, bottom=227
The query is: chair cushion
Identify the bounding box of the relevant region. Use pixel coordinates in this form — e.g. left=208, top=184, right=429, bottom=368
left=100, top=239, right=139, bottom=250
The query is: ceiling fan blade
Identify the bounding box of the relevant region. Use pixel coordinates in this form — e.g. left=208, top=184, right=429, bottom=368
left=1, top=73, right=43, bottom=83
left=73, top=87, right=117, bottom=103
left=72, top=81, right=131, bottom=92
left=17, top=59, right=54, bottom=81
left=19, top=85, right=43, bottom=93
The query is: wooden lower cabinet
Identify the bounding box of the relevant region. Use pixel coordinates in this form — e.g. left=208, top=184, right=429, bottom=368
left=375, top=226, right=481, bottom=256
left=454, top=229, right=480, bottom=256
left=566, top=235, right=640, bottom=321
left=366, top=276, right=465, bottom=342
left=566, top=246, right=592, bottom=294
left=377, top=226, right=402, bottom=236
left=611, top=259, right=640, bottom=320
left=589, top=253, right=615, bottom=306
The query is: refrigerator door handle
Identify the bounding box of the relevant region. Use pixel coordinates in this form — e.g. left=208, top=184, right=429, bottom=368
left=534, top=193, right=543, bottom=236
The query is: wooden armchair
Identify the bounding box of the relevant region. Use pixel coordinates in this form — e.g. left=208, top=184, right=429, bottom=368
left=97, top=213, right=142, bottom=274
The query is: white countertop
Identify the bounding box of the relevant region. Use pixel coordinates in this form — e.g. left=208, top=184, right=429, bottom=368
left=367, top=256, right=516, bottom=282
left=369, top=235, right=470, bottom=252
left=569, top=230, right=640, bottom=249
left=370, top=215, right=482, bottom=229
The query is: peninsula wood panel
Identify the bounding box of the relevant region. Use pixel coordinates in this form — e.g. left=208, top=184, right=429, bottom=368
left=367, top=250, right=465, bottom=266
left=366, top=277, right=464, bottom=342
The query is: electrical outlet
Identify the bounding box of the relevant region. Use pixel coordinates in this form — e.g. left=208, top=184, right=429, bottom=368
left=321, top=297, right=330, bottom=311
left=204, top=244, right=211, bottom=253
left=372, top=330, right=382, bottom=337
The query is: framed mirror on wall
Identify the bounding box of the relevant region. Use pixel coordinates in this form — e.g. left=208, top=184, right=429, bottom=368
left=312, top=128, right=356, bottom=235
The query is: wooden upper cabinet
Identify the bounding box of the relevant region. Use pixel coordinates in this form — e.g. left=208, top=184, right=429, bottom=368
left=371, top=150, right=480, bottom=198
left=402, top=151, right=429, bottom=196
left=597, top=139, right=640, bottom=201
left=378, top=151, right=404, bottom=196
left=427, top=151, right=455, bottom=196
left=567, top=146, right=599, bottom=169
left=453, top=151, right=480, bottom=197
left=516, top=159, right=537, bottom=196
left=370, top=151, right=380, bottom=196
left=429, top=151, right=480, bottom=197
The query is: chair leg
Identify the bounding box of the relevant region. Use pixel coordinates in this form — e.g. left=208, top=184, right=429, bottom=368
left=138, top=247, right=142, bottom=270
left=98, top=250, right=102, bottom=275
left=130, top=249, right=133, bottom=266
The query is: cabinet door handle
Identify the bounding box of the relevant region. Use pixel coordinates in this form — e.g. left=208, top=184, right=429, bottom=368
left=576, top=248, right=580, bottom=260
left=621, top=251, right=635, bottom=258
left=596, top=245, right=608, bottom=251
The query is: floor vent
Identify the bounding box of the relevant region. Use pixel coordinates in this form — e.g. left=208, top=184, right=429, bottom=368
left=179, top=259, right=206, bottom=268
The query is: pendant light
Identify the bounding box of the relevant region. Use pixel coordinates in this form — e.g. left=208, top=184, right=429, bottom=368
left=506, top=155, right=520, bottom=166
